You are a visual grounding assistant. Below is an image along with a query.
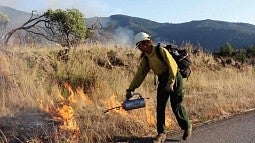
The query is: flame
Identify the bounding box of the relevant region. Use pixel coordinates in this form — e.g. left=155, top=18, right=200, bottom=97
left=55, top=102, right=79, bottom=132
left=63, top=82, right=77, bottom=103
left=56, top=103, right=74, bottom=121
left=102, top=94, right=127, bottom=116
left=63, top=83, right=92, bottom=105
left=39, top=82, right=92, bottom=139
left=76, top=87, right=92, bottom=104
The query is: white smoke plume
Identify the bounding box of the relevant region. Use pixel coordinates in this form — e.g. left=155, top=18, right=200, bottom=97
left=113, top=27, right=134, bottom=47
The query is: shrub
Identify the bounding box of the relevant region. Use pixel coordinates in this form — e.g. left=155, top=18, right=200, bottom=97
left=219, top=42, right=234, bottom=56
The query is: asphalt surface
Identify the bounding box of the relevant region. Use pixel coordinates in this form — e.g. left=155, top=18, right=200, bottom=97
left=166, top=110, right=255, bottom=143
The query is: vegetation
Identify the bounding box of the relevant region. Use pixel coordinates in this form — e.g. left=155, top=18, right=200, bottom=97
left=0, top=43, right=254, bottom=142
left=107, top=15, right=255, bottom=51
left=2, top=5, right=255, bottom=51
left=44, top=9, right=87, bottom=47
left=0, top=12, right=9, bottom=29
left=218, top=42, right=235, bottom=56
left=217, top=42, right=255, bottom=64
left=4, top=8, right=87, bottom=47
left=1, top=6, right=255, bottom=142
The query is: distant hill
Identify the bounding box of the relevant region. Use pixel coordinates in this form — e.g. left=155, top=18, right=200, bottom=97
left=104, top=15, right=255, bottom=51
left=0, top=5, right=31, bottom=30
left=1, top=5, right=255, bottom=51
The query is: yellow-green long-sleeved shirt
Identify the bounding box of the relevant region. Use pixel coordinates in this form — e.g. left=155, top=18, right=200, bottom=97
left=128, top=45, right=178, bottom=91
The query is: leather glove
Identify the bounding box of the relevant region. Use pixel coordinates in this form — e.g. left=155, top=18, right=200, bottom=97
left=165, top=83, right=174, bottom=93
left=125, top=89, right=132, bottom=100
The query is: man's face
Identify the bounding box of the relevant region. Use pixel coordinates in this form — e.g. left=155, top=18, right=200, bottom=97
left=137, top=40, right=151, bottom=53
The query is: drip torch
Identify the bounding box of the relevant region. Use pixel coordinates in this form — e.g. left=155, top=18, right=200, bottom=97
left=104, top=93, right=148, bottom=114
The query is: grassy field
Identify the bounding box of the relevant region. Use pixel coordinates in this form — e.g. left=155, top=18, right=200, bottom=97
left=0, top=43, right=254, bottom=142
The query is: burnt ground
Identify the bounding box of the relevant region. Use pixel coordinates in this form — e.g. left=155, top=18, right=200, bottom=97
left=0, top=108, right=60, bottom=143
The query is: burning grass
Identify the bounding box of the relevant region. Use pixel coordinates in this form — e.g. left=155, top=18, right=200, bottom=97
left=0, top=43, right=255, bottom=142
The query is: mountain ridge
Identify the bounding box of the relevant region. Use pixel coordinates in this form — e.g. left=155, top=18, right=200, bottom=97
left=1, top=5, right=255, bottom=51
left=0, top=5, right=31, bottom=28
left=106, top=14, right=255, bottom=51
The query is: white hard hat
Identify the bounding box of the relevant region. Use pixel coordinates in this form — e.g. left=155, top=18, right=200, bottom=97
left=134, top=32, right=151, bottom=45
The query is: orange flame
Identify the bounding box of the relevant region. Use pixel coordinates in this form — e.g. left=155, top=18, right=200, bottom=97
left=102, top=94, right=127, bottom=116
left=55, top=102, right=79, bottom=132
left=76, top=87, right=92, bottom=104
left=63, top=82, right=77, bottom=103
left=39, top=82, right=92, bottom=138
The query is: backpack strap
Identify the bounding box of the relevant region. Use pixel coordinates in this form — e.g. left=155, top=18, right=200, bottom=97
left=155, top=43, right=166, bottom=65
left=142, top=53, right=157, bottom=86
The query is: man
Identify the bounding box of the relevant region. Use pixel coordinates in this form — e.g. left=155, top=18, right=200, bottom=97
left=126, top=32, right=192, bottom=142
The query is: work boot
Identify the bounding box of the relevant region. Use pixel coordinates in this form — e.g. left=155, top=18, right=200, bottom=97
left=183, top=124, right=192, bottom=140
left=153, top=133, right=166, bottom=143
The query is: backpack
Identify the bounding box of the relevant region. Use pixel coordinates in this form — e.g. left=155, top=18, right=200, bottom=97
left=156, top=43, right=192, bottom=78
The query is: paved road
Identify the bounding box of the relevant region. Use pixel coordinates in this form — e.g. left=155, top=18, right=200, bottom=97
left=166, top=110, right=255, bottom=143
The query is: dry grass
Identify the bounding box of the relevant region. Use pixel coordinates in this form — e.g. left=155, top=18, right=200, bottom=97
left=0, top=43, right=254, bottom=142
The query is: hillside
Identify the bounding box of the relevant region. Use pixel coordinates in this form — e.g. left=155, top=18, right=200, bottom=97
left=106, top=15, right=255, bottom=51
left=1, top=5, right=255, bottom=51
left=0, top=5, right=31, bottom=30
left=0, top=43, right=255, bottom=142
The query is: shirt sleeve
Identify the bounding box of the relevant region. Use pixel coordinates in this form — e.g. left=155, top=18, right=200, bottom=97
left=128, top=57, right=150, bottom=91
left=160, top=48, right=178, bottom=85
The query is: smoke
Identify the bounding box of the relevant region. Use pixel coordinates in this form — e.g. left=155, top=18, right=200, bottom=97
left=87, top=17, right=135, bottom=47
left=113, top=27, right=134, bottom=47
left=0, top=0, right=136, bottom=46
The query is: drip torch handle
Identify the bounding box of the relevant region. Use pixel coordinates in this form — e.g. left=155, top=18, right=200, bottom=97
left=131, top=93, right=142, bottom=98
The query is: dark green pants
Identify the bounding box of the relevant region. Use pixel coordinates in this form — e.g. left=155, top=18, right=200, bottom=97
left=157, top=71, right=191, bottom=134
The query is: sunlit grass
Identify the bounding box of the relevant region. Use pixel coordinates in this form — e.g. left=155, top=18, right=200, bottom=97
left=0, top=43, right=254, bottom=142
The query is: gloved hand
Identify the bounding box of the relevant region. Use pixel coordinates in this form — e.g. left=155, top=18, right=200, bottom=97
left=165, top=83, right=174, bottom=93
left=125, top=89, right=132, bottom=100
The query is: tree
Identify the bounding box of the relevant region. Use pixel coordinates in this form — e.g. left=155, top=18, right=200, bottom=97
left=4, top=8, right=87, bottom=47
left=246, top=45, right=255, bottom=57
left=219, top=42, right=235, bottom=56
left=44, top=9, right=87, bottom=47
left=0, top=13, right=9, bottom=29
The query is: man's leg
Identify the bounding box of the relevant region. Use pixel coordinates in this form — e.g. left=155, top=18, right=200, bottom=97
left=154, top=73, right=169, bottom=143
left=170, top=72, right=192, bottom=139
left=156, top=81, right=170, bottom=134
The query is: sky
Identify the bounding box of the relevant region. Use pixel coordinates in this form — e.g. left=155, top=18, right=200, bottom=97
left=0, top=0, right=255, bottom=25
